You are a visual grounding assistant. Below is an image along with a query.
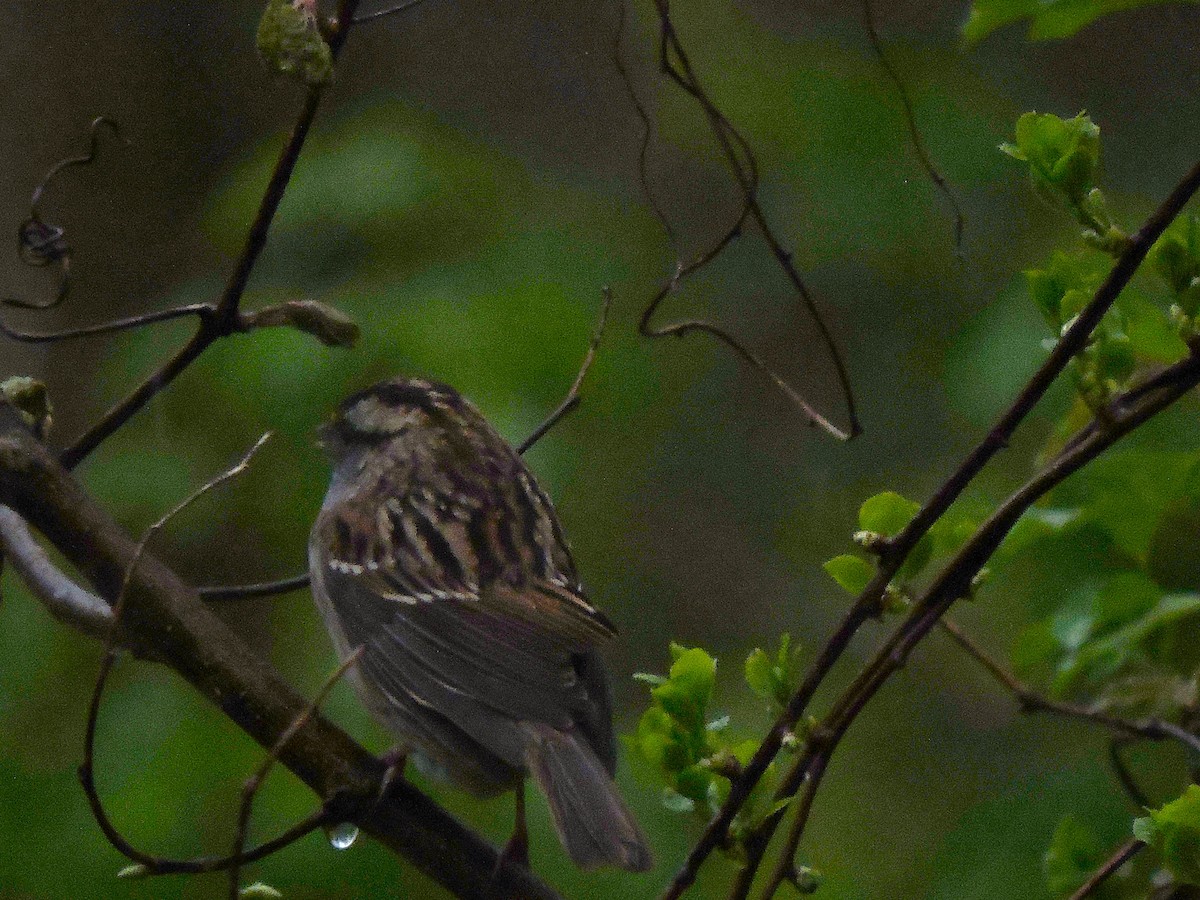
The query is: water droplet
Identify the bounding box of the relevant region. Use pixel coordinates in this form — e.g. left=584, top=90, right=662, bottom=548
left=327, top=822, right=359, bottom=850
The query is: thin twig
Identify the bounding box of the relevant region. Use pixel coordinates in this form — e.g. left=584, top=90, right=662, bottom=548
left=748, top=351, right=1200, bottom=900
left=199, top=572, right=312, bottom=601
left=58, top=2, right=363, bottom=469
left=228, top=647, right=363, bottom=898
left=352, top=0, right=433, bottom=24
left=0, top=303, right=212, bottom=343
left=862, top=0, right=964, bottom=249
left=639, top=1, right=860, bottom=442
left=1068, top=839, right=1144, bottom=900
left=940, top=617, right=1200, bottom=754
left=1109, top=738, right=1152, bottom=810
left=80, top=435, right=277, bottom=873
left=663, top=155, right=1200, bottom=899
left=611, top=0, right=675, bottom=243
left=516, top=287, right=612, bottom=454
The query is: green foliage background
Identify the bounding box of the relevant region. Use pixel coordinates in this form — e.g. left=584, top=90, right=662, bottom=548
left=1, top=1, right=1199, bottom=897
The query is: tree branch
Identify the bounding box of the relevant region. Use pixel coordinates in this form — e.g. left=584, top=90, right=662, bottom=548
left=939, top=618, right=1200, bottom=754
left=747, top=350, right=1200, bottom=900
left=57, top=2, right=363, bottom=469
left=0, top=504, right=115, bottom=643
left=659, top=153, right=1200, bottom=900
left=1068, top=839, right=1144, bottom=900
left=0, top=403, right=562, bottom=900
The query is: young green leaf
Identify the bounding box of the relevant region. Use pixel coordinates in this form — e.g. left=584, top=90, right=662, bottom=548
left=823, top=554, right=874, bottom=595
left=1134, top=785, right=1200, bottom=886
left=859, top=491, right=921, bottom=537
left=1044, top=815, right=1105, bottom=898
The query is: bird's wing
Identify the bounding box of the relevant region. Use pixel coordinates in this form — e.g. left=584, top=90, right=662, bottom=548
left=316, top=454, right=614, bottom=757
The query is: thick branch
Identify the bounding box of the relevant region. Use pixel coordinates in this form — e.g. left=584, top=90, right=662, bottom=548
left=0, top=404, right=561, bottom=900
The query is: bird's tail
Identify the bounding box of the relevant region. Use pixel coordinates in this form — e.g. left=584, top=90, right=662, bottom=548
left=524, top=725, right=653, bottom=872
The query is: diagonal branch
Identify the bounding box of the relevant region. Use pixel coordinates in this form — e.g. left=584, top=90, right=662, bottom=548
left=57, top=2, right=364, bottom=470
left=748, top=351, right=1200, bottom=900
left=661, top=153, right=1200, bottom=900
left=1068, top=838, right=1144, bottom=900
left=0, top=403, right=562, bottom=900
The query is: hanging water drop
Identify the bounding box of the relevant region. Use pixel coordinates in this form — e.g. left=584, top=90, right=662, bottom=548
left=327, top=822, right=359, bottom=850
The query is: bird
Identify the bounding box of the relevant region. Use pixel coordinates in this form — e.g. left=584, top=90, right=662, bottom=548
left=308, top=376, right=652, bottom=872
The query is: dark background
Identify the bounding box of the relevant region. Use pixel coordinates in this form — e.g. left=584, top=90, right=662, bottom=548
left=2, top=1, right=1198, bottom=897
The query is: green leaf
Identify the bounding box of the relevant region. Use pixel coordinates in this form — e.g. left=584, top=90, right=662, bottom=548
left=1151, top=213, right=1200, bottom=314
left=859, top=491, right=921, bottom=537
left=744, top=649, right=775, bottom=702
left=744, top=634, right=801, bottom=708
left=1136, top=785, right=1200, bottom=885
left=965, top=0, right=1199, bottom=46
left=1044, top=815, right=1105, bottom=897
left=823, top=554, right=875, bottom=595
left=661, top=788, right=696, bottom=814
left=256, top=0, right=333, bottom=86
left=1005, top=112, right=1101, bottom=208
left=898, top=533, right=935, bottom=582
left=668, top=648, right=717, bottom=711
left=240, top=885, right=285, bottom=900
left=674, top=765, right=716, bottom=805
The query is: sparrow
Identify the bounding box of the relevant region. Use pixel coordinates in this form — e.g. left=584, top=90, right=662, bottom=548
left=309, top=376, right=652, bottom=872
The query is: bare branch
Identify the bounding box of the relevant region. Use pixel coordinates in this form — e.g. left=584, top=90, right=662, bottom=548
left=940, top=617, right=1200, bottom=754
left=0, top=504, right=114, bottom=642
left=1068, top=839, right=1144, bottom=900
left=238, top=299, right=360, bottom=348
left=229, top=648, right=363, bottom=898
left=0, top=303, right=212, bottom=344
left=662, top=154, right=1200, bottom=899
left=199, top=573, right=312, bottom=601
left=517, top=287, right=613, bottom=454
left=635, top=1, right=860, bottom=442
left=861, top=0, right=964, bottom=250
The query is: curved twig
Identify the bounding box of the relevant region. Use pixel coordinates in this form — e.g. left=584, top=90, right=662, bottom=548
left=0, top=303, right=212, bottom=343
left=228, top=648, right=363, bottom=897
left=862, top=0, right=964, bottom=250
left=638, top=1, right=860, bottom=442
left=80, top=436, right=278, bottom=875
left=6, top=117, right=128, bottom=312
left=661, top=154, right=1200, bottom=900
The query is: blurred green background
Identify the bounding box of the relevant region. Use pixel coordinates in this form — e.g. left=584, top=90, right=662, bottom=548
left=2, top=1, right=1199, bottom=897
